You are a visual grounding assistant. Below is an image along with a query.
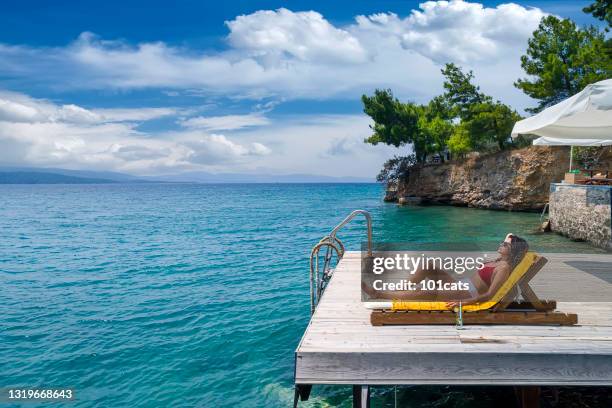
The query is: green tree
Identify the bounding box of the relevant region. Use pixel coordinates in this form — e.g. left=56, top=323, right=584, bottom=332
left=440, top=63, right=491, bottom=120
left=447, top=124, right=472, bottom=157
left=515, top=16, right=611, bottom=113
left=362, top=89, right=453, bottom=163
left=440, top=63, right=519, bottom=152
left=420, top=115, right=454, bottom=161
left=361, top=89, right=419, bottom=148
left=427, top=94, right=453, bottom=121
left=583, top=0, right=612, bottom=61
left=363, top=65, right=522, bottom=169
left=583, top=0, right=612, bottom=29
left=465, top=102, right=522, bottom=150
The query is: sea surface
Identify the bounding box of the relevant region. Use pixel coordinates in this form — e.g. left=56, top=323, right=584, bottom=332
left=0, top=183, right=601, bottom=407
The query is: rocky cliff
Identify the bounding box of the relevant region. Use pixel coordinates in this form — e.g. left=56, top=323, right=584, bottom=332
left=392, top=146, right=572, bottom=211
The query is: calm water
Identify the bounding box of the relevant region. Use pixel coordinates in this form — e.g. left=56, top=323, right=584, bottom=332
left=0, top=184, right=598, bottom=407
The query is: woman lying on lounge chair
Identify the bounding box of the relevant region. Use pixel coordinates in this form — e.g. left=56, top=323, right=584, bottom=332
left=361, top=234, right=529, bottom=308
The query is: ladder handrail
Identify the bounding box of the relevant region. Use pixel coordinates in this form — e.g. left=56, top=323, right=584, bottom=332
left=329, top=210, right=372, bottom=257
left=309, top=210, right=373, bottom=314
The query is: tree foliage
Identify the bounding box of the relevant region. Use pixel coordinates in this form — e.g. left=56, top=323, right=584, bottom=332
left=447, top=125, right=472, bottom=157
left=442, top=64, right=520, bottom=151
left=361, top=90, right=441, bottom=163
left=515, top=16, right=611, bottom=113
left=420, top=115, right=454, bottom=157
left=362, top=89, right=418, bottom=148
left=583, top=0, right=612, bottom=30
left=362, top=64, right=521, bottom=165
left=376, top=155, right=416, bottom=183
left=440, top=63, right=490, bottom=120
left=464, top=102, right=522, bottom=150
left=572, top=146, right=610, bottom=169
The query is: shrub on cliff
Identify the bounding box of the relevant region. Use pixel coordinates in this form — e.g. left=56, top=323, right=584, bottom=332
left=572, top=146, right=612, bottom=170
left=376, top=155, right=416, bottom=183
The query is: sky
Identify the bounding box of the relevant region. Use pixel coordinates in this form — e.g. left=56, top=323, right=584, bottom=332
left=0, top=0, right=601, bottom=178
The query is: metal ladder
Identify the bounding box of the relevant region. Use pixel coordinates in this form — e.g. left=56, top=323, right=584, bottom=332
left=296, top=210, right=374, bottom=408
left=308, top=210, right=372, bottom=315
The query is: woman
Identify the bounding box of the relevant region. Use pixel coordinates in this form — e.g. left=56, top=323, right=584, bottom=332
left=362, top=234, right=529, bottom=308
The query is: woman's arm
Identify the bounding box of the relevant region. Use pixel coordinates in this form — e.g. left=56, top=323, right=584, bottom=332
left=446, top=262, right=512, bottom=307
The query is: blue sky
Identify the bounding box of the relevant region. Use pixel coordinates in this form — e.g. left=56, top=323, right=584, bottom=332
left=0, top=1, right=601, bottom=177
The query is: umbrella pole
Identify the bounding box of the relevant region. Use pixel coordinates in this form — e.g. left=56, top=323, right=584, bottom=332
left=569, top=146, right=573, bottom=171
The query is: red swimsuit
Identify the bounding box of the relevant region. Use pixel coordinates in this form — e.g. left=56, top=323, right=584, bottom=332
left=478, top=262, right=496, bottom=286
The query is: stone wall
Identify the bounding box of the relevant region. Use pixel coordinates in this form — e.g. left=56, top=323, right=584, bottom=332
left=549, top=184, right=612, bottom=251
left=395, top=146, right=571, bottom=211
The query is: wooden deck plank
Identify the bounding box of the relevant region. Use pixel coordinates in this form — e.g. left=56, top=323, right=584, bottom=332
left=295, top=251, right=612, bottom=385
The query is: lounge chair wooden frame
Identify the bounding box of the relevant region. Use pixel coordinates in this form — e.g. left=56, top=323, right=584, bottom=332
left=371, top=255, right=578, bottom=326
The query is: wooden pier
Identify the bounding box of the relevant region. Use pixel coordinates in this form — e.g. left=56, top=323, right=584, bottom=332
left=294, top=251, right=612, bottom=407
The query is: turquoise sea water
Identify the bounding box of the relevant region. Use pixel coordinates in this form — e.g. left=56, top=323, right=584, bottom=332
left=0, top=183, right=601, bottom=407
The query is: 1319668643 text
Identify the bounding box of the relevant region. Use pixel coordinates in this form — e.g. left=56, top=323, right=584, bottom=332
left=2, top=388, right=75, bottom=402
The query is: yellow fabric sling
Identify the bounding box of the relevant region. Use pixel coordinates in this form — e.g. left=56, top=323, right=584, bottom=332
left=391, top=251, right=539, bottom=312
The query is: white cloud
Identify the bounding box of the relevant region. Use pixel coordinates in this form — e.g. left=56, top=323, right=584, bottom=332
left=0, top=92, right=64, bottom=123
left=0, top=97, right=43, bottom=123
left=226, top=8, right=368, bottom=64
left=93, top=107, right=178, bottom=122
left=355, top=1, right=546, bottom=64
left=250, top=142, right=272, bottom=156
left=179, top=113, right=270, bottom=131
left=0, top=91, right=179, bottom=125
left=0, top=91, right=270, bottom=174
left=0, top=90, right=402, bottom=177
left=180, top=133, right=271, bottom=164
left=226, top=114, right=402, bottom=177
left=53, top=104, right=102, bottom=124
left=325, top=137, right=356, bottom=156
left=0, top=2, right=546, bottom=108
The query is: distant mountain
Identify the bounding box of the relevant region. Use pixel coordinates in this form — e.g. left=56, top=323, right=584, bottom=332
left=146, top=171, right=374, bottom=183
left=0, top=167, right=374, bottom=184
left=0, top=166, right=145, bottom=182
left=0, top=171, right=118, bottom=184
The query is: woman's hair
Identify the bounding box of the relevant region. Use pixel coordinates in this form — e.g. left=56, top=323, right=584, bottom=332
left=507, top=234, right=529, bottom=269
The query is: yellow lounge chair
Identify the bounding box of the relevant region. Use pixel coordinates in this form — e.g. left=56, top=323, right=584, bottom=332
left=370, top=252, right=577, bottom=326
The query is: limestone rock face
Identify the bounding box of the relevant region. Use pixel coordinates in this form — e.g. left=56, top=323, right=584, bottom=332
left=394, top=146, right=572, bottom=211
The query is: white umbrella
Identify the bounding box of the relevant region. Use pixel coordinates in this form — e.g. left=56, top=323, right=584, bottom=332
left=512, top=79, right=612, bottom=139
left=512, top=79, right=612, bottom=170
left=532, top=137, right=612, bottom=146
